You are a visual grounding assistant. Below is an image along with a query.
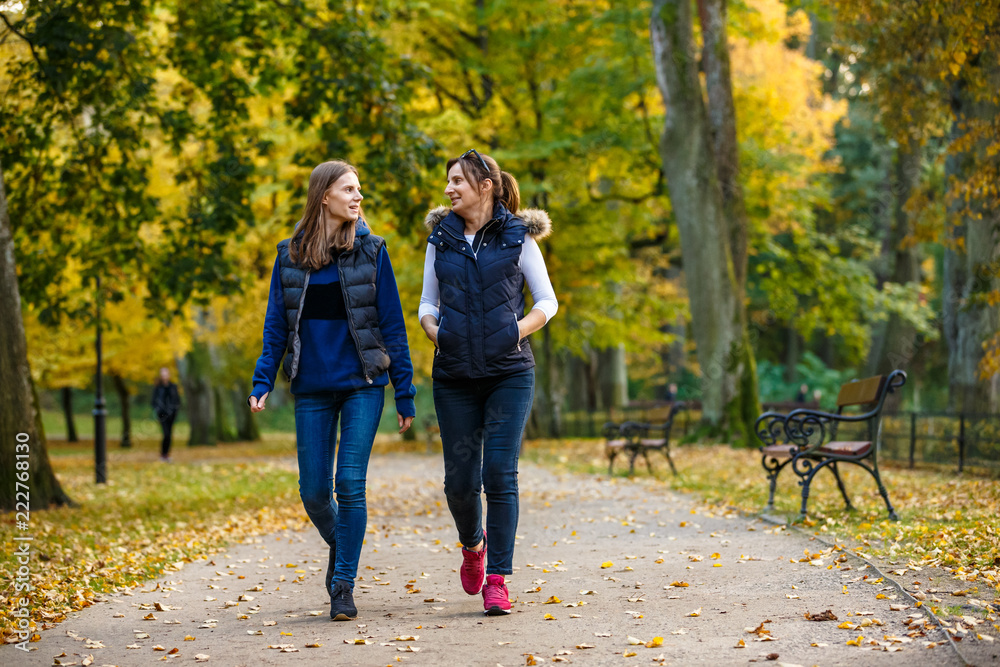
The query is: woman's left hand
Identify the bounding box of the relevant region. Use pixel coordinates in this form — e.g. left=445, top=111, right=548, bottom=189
left=398, top=414, right=414, bottom=434
left=517, top=309, right=547, bottom=341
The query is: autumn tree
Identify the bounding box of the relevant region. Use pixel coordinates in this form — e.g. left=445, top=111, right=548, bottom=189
left=650, top=0, right=760, bottom=441
left=0, top=0, right=164, bottom=508
left=0, top=161, right=72, bottom=509
left=836, top=0, right=1000, bottom=411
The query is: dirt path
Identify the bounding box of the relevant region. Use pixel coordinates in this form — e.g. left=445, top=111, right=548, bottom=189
left=5, top=454, right=970, bottom=666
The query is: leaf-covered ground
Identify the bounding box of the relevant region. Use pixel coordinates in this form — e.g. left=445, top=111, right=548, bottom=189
left=3, top=435, right=999, bottom=645
left=3, top=452, right=975, bottom=665
left=0, top=437, right=310, bottom=642
left=523, top=440, right=1000, bottom=611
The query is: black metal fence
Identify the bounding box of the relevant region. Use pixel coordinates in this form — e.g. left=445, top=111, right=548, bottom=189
left=558, top=407, right=1000, bottom=474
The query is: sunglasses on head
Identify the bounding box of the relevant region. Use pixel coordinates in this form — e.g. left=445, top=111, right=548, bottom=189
left=460, top=149, right=491, bottom=175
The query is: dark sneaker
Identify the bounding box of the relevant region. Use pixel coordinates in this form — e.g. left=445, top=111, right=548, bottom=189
left=482, top=574, right=511, bottom=615
left=324, top=545, right=337, bottom=601
left=460, top=533, right=487, bottom=595
left=330, top=580, right=357, bottom=621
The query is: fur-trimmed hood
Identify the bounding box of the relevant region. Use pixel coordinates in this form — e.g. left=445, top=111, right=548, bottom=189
left=423, top=205, right=552, bottom=240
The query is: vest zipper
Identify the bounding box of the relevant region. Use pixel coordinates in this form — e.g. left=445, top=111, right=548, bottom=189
left=337, top=250, right=373, bottom=384
left=290, top=271, right=311, bottom=381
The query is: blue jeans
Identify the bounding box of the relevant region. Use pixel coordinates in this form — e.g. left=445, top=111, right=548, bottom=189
left=433, top=369, right=535, bottom=576
left=294, top=388, right=384, bottom=587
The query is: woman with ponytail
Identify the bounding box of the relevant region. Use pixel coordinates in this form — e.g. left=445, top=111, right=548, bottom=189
left=419, top=150, right=558, bottom=616
left=248, top=160, right=416, bottom=621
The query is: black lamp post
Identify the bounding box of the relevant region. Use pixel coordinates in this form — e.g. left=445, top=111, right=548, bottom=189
left=94, top=275, right=107, bottom=483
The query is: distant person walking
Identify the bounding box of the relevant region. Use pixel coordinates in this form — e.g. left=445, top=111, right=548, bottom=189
left=419, top=149, right=558, bottom=616
left=151, top=367, right=181, bottom=462
left=664, top=382, right=678, bottom=402
left=248, top=160, right=415, bottom=622
left=795, top=383, right=809, bottom=403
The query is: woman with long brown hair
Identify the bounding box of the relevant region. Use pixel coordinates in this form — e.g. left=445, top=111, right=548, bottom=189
left=248, top=160, right=415, bottom=621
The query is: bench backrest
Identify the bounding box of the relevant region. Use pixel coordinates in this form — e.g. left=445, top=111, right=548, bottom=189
left=836, top=375, right=886, bottom=408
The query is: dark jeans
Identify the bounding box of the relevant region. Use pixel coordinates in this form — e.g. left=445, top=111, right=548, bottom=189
left=158, top=412, right=176, bottom=458
left=433, top=369, right=534, bottom=576
left=294, top=387, right=384, bottom=586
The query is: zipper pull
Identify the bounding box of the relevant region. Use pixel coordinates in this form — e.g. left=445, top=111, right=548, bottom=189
left=366, top=376, right=373, bottom=385
left=517, top=341, right=522, bottom=351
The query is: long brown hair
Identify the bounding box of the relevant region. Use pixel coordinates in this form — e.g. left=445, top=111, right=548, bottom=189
left=290, top=160, right=359, bottom=270
left=446, top=152, right=520, bottom=214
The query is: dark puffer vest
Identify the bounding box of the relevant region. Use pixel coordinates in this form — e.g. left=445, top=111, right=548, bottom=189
left=276, top=222, right=390, bottom=384
left=424, top=203, right=552, bottom=380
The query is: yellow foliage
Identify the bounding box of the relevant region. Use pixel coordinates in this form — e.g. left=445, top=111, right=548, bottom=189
left=732, top=0, right=846, bottom=236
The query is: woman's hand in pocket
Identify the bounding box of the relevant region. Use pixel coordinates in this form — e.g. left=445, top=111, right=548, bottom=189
left=516, top=310, right=547, bottom=341
left=420, top=314, right=439, bottom=347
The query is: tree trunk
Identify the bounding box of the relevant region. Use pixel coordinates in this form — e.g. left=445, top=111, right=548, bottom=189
left=111, top=374, right=132, bottom=448
left=650, top=0, right=760, bottom=442
left=697, top=0, right=749, bottom=291
left=0, top=159, right=72, bottom=510
left=565, top=354, right=588, bottom=412
left=943, top=66, right=1000, bottom=414
left=61, top=387, right=79, bottom=442
left=596, top=345, right=629, bottom=411
left=213, top=385, right=237, bottom=443
left=231, top=383, right=260, bottom=442
left=660, top=267, right=687, bottom=386
left=523, top=338, right=548, bottom=440
left=177, top=340, right=216, bottom=446
left=542, top=326, right=564, bottom=438
left=870, top=143, right=922, bottom=376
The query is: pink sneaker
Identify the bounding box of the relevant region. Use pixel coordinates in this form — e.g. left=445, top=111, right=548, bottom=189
left=482, top=574, right=511, bottom=615
left=460, top=535, right=487, bottom=595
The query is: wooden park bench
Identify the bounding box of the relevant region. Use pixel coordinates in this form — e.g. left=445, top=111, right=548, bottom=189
left=755, top=370, right=906, bottom=521
left=604, top=402, right=685, bottom=476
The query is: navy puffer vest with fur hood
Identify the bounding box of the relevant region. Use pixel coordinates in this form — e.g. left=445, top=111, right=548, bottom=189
left=424, top=202, right=552, bottom=380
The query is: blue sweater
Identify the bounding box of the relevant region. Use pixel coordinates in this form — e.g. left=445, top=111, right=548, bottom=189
left=250, top=244, right=416, bottom=418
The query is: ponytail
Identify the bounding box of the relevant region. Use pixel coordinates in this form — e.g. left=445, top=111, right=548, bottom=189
left=498, top=171, right=520, bottom=215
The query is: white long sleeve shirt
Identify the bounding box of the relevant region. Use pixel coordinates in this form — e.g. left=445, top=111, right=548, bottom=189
left=418, top=234, right=558, bottom=323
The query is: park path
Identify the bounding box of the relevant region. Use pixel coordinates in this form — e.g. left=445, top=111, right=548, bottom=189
left=5, top=454, right=964, bottom=667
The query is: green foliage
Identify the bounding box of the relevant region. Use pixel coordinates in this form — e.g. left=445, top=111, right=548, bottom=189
left=757, top=351, right=856, bottom=408
left=2, top=1, right=161, bottom=321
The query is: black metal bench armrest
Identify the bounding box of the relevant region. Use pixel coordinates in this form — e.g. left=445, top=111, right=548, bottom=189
left=620, top=421, right=648, bottom=439
left=602, top=421, right=623, bottom=439
left=755, top=411, right=789, bottom=447
left=630, top=421, right=675, bottom=435
left=785, top=408, right=864, bottom=447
